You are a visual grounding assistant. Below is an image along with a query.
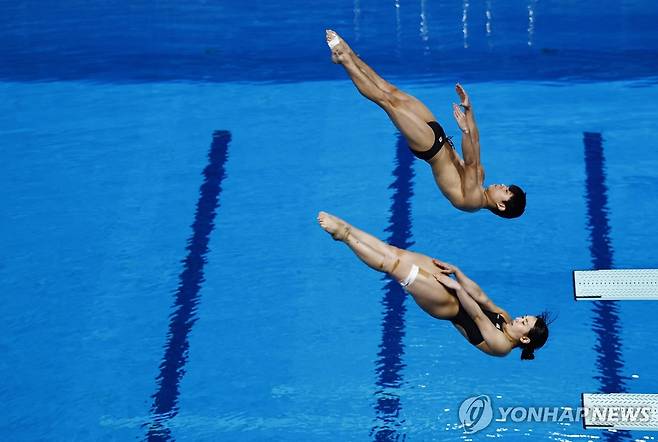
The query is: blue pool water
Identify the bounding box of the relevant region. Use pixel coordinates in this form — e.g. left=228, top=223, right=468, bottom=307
left=1, top=1, right=658, bottom=441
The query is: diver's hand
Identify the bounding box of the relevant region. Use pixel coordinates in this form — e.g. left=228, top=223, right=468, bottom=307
left=452, top=103, right=469, bottom=133
left=455, top=83, right=471, bottom=110
left=433, top=272, right=462, bottom=291
left=432, top=259, right=459, bottom=275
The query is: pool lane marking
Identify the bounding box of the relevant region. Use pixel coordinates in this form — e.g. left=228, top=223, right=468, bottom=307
left=370, top=133, right=414, bottom=441
left=581, top=132, right=630, bottom=440
left=145, top=130, right=230, bottom=441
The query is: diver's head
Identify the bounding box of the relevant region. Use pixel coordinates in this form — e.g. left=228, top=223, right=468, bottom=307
left=506, top=312, right=551, bottom=360
left=487, top=184, right=526, bottom=218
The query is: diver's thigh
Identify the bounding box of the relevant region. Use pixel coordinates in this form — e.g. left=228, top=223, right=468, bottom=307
left=394, top=90, right=437, bottom=122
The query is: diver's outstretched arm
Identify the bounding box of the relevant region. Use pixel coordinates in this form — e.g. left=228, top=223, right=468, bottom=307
left=453, top=84, right=481, bottom=168
left=452, top=102, right=482, bottom=197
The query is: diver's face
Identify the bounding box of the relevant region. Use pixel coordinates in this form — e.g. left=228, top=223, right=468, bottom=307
left=509, top=315, right=537, bottom=337
left=488, top=184, right=513, bottom=205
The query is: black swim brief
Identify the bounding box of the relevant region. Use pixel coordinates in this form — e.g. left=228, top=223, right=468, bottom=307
left=411, top=121, right=453, bottom=162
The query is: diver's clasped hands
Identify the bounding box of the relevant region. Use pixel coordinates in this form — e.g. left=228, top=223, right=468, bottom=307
left=433, top=272, right=462, bottom=291
left=432, top=259, right=463, bottom=290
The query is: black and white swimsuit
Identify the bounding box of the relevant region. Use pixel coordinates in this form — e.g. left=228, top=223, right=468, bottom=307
left=451, top=304, right=507, bottom=346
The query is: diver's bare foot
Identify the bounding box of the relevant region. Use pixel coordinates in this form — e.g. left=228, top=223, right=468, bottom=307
left=317, top=211, right=351, bottom=241
left=326, top=29, right=352, bottom=64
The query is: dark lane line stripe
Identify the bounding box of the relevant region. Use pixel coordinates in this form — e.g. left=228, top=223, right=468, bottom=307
left=583, top=132, right=630, bottom=441
left=145, top=131, right=230, bottom=441
left=371, top=134, right=414, bottom=441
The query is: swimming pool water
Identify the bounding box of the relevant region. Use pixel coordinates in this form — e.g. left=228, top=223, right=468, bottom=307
left=1, top=1, right=658, bottom=441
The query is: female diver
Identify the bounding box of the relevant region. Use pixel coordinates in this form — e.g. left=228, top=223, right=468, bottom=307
left=317, top=211, right=549, bottom=359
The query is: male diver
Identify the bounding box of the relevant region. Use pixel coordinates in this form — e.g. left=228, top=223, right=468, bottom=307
left=326, top=29, right=526, bottom=218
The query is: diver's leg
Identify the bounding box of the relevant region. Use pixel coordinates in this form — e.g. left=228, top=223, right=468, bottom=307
left=340, top=55, right=435, bottom=152
left=326, top=30, right=396, bottom=94
left=317, top=212, right=410, bottom=279
left=326, top=47, right=434, bottom=152
left=348, top=53, right=438, bottom=123
left=353, top=56, right=438, bottom=123
left=327, top=30, right=438, bottom=124
left=318, top=212, right=457, bottom=318
left=327, top=36, right=435, bottom=152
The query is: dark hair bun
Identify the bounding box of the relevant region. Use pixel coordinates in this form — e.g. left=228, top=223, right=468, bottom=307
left=521, top=347, right=535, bottom=360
